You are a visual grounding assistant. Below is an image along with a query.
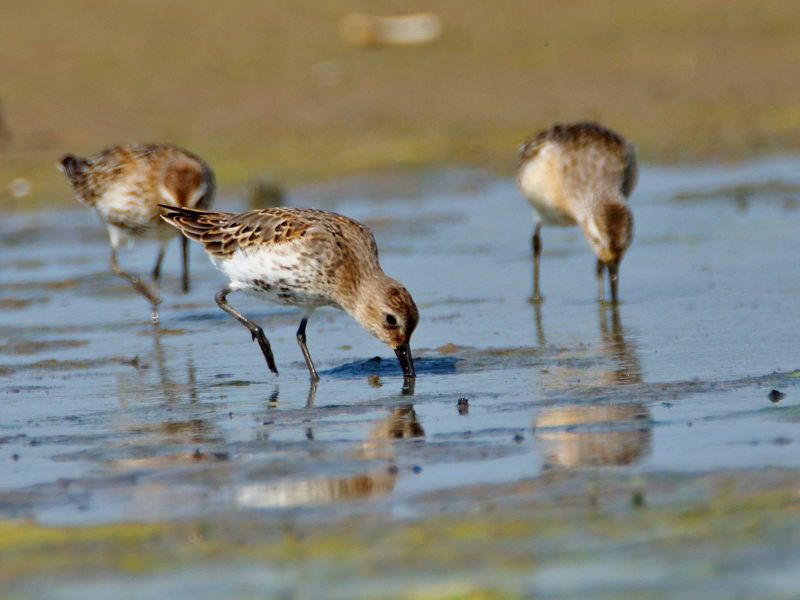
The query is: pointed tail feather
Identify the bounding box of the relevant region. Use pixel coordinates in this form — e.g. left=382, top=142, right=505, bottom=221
left=159, top=205, right=233, bottom=256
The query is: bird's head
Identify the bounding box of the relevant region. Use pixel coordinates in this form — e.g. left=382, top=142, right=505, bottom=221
left=581, top=197, right=634, bottom=265
left=356, top=278, right=419, bottom=379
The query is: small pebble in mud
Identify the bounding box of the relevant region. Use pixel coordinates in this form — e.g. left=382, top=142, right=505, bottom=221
left=513, top=434, right=524, bottom=443
left=661, top=402, right=672, bottom=408
left=768, top=389, right=786, bottom=403
left=11, top=454, right=19, bottom=461
left=631, top=491, right=646, bottom=508
left=387, top=464, right=399, bottom=475
left=457, top=398, right=469, bottom=415
left=412, top=465, right=422, bottom=474
left=687, top=422, right=693, bottom=427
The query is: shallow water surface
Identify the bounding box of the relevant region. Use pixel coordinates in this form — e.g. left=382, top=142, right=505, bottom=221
left=3, top=159, right=800, bottom=597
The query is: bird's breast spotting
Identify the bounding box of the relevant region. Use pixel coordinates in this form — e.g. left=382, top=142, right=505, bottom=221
left=212, top=246, right=338, bottom=309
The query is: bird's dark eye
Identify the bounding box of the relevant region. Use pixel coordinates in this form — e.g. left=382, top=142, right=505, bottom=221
left=386, top=314, right=397, bottom=326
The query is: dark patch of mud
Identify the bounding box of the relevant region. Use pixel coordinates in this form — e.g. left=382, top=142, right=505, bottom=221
left=0, top=297, right=50, bottom=310
left=323, top=356, right=461, bottom=378
left=0, top=356, right=138, bottom=375
left=0, top=339, right=89, bottom=355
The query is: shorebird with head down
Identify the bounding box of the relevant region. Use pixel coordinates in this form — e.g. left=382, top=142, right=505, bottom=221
left=58, top=143, right=215, bottom=322
left=160, top=206, right=419, bottom=382
left=517, top=121, right=637, bottom=303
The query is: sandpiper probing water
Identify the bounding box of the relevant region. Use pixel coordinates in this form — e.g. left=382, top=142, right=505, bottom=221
left=58, top=143, right=215, bottom=323
left=160, top=206, right=419, bottom=381
left=517, top=121, right=637, bottom=303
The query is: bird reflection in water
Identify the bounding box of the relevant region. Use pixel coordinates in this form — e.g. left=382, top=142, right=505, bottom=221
left=532, top=305, right=650, bottom=468
left=237, top=404, right=424, bottom=508
left=305, top=372, right=415, bottom=408
left=533, top=301, right=546, bottom=347
left=116, top=323, right=200, bottom=407
left=351, top=403, right=424, bottom=460
left=107, top=418, right=228, bottom=471
left=598, top=305, right=641, bottom=385
left=534, top=304, right=642, bottom=389
left=534, top=403, right=651, bottom=468
left=113, top=326, right=424, bottom=506
left=109, top=326, right=226, bottom=468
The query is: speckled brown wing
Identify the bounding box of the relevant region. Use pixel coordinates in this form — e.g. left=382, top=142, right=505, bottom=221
left=160, top=206, right=379, bottom=261
left=60, top=143, right=215, bottom=210
left=520, top=121, right=628, bottom=159
left=519, top=121, right=638, bottom=198
left=543, top=121, right=627, bottom=149
left=59, top=150, right=125, bottom=207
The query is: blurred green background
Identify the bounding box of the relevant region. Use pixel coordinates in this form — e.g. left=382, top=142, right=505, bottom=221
left=2, top=0, right=800, bottom=207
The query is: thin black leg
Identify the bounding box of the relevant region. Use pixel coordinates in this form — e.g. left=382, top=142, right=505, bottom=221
left=181, top=236, right=190, bottom=293
left=607, top=261, right=620, bottom=305
left=596, top=259, right=606, bottom=302
left=110, top=248, right=161, bottom=323
left=296, top=317, right=319, bottom=381
left=531, top=223, right=543, bottom=302
left=215, top=287, right=279, bottom=374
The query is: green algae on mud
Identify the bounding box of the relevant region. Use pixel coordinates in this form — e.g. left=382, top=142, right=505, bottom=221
left=2, top=470, right=800, bottom=598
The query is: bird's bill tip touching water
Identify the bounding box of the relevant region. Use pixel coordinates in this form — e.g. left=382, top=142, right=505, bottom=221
left=394, top=341, right=416, bottom=379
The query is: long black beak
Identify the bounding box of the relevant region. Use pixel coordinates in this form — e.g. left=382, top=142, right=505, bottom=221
left=607, top=260, right=620, bottom=305
left=394, top=341, right=416, bottom=379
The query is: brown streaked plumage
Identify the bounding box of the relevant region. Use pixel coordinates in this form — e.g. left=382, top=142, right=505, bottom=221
left=517, top=121, right=637, bottom=303
left=160, top=205, right=419, bottom=381
left=58, top=143, right=215, bottom=323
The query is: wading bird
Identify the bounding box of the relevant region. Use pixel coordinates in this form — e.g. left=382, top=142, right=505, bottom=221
left=517, top=121, right=637, bottom=303
left=59, top=143, right=215, bottom=322
left=161, top=206, right=418, bottom=381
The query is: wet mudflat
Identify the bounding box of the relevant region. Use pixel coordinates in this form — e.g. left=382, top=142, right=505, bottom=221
left=3, top=158, right=800, bottom=598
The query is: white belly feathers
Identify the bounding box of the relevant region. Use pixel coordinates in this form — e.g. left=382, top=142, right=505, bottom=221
left=213, top=244, right=336, bottom=309
left=518, top=146, right=578, bottom=228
